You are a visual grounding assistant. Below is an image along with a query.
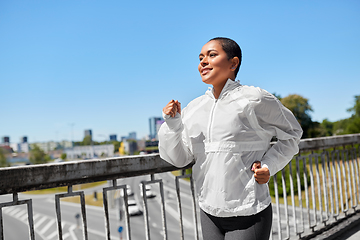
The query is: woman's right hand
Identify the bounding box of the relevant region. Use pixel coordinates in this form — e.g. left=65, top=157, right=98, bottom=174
left=163, top=100, right=181, bottom=118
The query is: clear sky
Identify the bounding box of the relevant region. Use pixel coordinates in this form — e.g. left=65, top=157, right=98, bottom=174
left=1, top=1, right=359, bottom=143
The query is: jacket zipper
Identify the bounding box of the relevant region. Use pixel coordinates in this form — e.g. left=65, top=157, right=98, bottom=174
left=208, top=98, right=218, bottom=143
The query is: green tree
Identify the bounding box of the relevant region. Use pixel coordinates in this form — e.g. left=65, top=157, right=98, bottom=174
left=61, top=153, right=67, bottom=160
left=0, top=148, right=9, bottom=167
left=112, top=141, right=120, bottom=153
left=272, top=92, right=282, bottom=101
left=347, top=95, right=360, bottom=117
left=321, top=119, right=334, bottom=136
left=308, top=121, right=328, bottom=138
left=83, top=135, right=92, bottom=146
left=333, top=118, right=349, bottom=135
left=281, top=94, right=313, bottom=138
left=29, top=145, right=50, bottom=164
left=345, top=95, right=360, bottom=134
left=346, top=117, right=360, bottom=134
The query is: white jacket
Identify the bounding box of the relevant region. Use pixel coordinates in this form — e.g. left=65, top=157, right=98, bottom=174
left=158, top=79, right=303, bottom=217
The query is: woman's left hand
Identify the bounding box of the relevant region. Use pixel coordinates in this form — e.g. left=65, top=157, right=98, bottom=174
left=251, top=161, right=270, bottom=184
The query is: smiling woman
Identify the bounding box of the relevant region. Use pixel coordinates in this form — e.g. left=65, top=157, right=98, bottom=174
left=198, top=38, right=240, bottom=99
left=158, top=37, right=303, bottom=240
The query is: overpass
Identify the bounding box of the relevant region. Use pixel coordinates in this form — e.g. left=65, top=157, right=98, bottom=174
left=1, top=133, right=360, bottom=239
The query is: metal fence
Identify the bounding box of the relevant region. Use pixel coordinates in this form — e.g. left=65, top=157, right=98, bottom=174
left=271, top=133, right=360, bottom=239
left=0, top=133, right=360, bottom=240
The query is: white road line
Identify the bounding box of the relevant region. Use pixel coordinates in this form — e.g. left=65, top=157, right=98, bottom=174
left=14, top=209, right=27, bottom=218
left=157, top=197, right=194, bottom=229
left=69, top=225, right=78, bottom=240
left=40, top=218, right=56, bottom=234
left=34, top=216, right=48, bottom=229
left=163, top=183, right=193, bottom=201
left=33, top=213, right=41, bottom=221
left=63, top=232, right=70, bottom=239
left=47, top=229, right=58, bottom=240
left=20, top=213, right=29, bottom=222
left=6, top=208, right=21, bottom=215
left=2, top=207, right=13, bottom=214
left=87, top=227, right=118, bottom=239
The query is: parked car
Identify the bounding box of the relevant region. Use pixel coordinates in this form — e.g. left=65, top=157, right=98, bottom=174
left=120, top=185, right=134, bottom=197
left=127, top=199, right=142, bottom=216
left=139, top=183, right=156, bottom=198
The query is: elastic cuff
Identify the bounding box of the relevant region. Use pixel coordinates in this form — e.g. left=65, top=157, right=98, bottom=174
left=162, top=111, right=171, bottom=119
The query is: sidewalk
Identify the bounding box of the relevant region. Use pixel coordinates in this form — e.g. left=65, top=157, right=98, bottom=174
left=341, top=225, right=360, bottom=240
left=314, top=211, right=360, bottom=240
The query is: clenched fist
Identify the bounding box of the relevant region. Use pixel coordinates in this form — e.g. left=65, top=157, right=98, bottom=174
left=163, top=100, right=181, bottom=118
left=251, top=161, right=270, bottom=184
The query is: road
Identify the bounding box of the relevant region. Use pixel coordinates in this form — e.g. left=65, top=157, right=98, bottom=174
left=1, top=172, right=199, bottom=240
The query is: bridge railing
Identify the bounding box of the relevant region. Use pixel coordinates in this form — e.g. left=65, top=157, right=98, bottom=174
left=0, top=133, right=360, bottom=240
left=272, top=133, right=360, bottom=239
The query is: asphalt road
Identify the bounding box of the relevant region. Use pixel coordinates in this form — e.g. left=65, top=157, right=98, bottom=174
left=1, top=172, right=199, bottom=240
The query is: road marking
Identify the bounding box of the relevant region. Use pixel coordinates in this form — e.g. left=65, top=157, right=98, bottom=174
left=63, top=232, right=70, bottom=239
left=33, top=213, right=41, bottom=221
left=2, top=206, right=92, bottom=240
left=40, top=218, right=56, bottom=234
left=87, top=227, right=118, bottom=239
left=14, top=209, right=27, bottom=218
left=69, top=225, right=78, bottom=240
left=6, top=208, right=21, bottom=215
left=47, top=229, right=58, bottom=239
left=34, top=216, right=48, bottom=229
left=156, top=196, right=194, bottom=229
left=20, top=213, right=29, bottom=221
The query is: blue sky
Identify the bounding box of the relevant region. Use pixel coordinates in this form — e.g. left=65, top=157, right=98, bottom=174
left=1, top=1, right=359, bottom=143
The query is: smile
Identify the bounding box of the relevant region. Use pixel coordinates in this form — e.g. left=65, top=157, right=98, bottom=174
left=201, top=68, right=212, bottom=75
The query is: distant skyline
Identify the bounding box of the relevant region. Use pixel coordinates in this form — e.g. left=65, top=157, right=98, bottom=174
left=1, top=1, right=359, bottom=143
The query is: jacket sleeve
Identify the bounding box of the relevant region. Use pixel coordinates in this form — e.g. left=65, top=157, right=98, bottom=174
left=255, top=92, right=303, bottom=176
left=158, top=112, right=194, bottom=168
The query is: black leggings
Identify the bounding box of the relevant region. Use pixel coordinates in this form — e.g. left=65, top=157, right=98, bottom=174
left=200, top=204, right=272, bottom=240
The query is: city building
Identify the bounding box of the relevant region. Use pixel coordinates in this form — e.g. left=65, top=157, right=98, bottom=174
left=1, top=136, right=10, bottom=146
left=149, top=117, right=164, bottom=140
left=120, top=132, right=137, bottom=142
left=109, top=134, right=117, bottom=141
left=119, top=141, right=138, bottom=155
left=59, top=140, right=73, bottom=149
left=145, top=140, right=159, bottom=153
left=120, top=136, right=128, bottom=142
left=10, top=142, right=29, bottom=153
left=156, top=119, right=165, bottom=139
left=84, top=129, right=92, bottom=140
left=31, top=141, right=59, bottom=153
left=128, top=132, right=136, bottom=140
left=21, top=136, right=27, bottom=143
left=64, top=144, right=114, bottom=159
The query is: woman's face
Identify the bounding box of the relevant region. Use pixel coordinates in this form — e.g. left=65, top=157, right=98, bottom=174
left=198, top=40, right=235, bottom=87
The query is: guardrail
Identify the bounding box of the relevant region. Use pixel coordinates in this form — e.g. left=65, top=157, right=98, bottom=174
left=0, top=133, right=360, bottom=240
left=272, top=133, right=360, bottom=239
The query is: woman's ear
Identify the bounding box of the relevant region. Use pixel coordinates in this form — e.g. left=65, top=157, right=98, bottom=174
left=230, top=57, right=240, bottom=71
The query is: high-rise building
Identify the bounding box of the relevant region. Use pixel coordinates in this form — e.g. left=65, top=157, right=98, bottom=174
left=21, top=136, right=27, bottom=143
left=109, top=134, right=117, bottom=141
left=128, top=132, right=137, bottom=140
left=84, top=129, right=92, bottom=140
left=149, top=117, right=162, bottom=140
left=2, top=136, right=10, bottom=145
left=156, top=119, right=165, bottom=139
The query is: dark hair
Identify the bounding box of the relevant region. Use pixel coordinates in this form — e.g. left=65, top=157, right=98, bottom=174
left=209, top=37, right=242, bottom=78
